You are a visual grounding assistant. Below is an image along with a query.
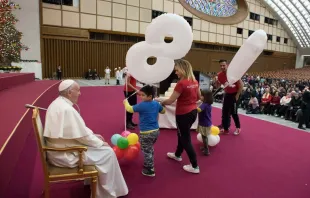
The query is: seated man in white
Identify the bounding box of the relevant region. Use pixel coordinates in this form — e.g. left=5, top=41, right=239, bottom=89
left=43, top=79, right=128, bottom=198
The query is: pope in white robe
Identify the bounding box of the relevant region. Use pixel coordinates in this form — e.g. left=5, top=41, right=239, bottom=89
left=43, top=80, right=128, bottom=198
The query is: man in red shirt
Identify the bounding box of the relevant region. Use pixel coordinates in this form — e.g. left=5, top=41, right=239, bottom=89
left=124, top=72, right=139, bottom=129
left=217, top=60, right=243, bottom=135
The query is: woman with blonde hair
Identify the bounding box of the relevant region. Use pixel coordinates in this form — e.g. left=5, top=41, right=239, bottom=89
left=161, top=59, right=201, bottom=174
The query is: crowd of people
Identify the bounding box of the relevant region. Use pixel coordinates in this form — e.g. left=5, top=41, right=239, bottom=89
left=210, top=73, right=310, bottom=130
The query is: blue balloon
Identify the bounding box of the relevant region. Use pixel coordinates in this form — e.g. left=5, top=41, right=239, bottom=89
left=111, top=134, right=122, bottom=146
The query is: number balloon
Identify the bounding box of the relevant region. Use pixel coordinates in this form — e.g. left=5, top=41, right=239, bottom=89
left=227, top=29, right=267, bottom=85
left=126, top=13, right=193, bottom=84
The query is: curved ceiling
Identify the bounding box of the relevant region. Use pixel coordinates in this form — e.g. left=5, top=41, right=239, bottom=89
left=263, top=0, right=310, bottom=49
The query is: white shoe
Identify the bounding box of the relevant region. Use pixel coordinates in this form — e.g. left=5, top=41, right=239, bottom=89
left=183, top=164, right=200, bottom=174
left=234, top=128, right=241, bottom=136
left=167, top=152, right=182, bottom=161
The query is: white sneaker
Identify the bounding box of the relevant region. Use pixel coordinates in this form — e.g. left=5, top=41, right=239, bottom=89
left=167, top=152, right=182, bottom=161
left=234, top=128, right=241, bottom=136
left=183, top=164, right=200, bottom=174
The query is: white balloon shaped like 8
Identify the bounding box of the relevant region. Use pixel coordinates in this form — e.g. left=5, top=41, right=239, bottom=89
left=227, top=29, right=267, bottom=85
left=125, top=13, right=193, bottom=84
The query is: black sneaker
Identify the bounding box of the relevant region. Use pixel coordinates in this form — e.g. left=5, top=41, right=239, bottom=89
left=203, top=149, right=210, bottom=156
left=142, top=168, right=155, bottom=177
left=126, top=123, right=135, bottom=130
left=131, top=122, right=138, bottom=127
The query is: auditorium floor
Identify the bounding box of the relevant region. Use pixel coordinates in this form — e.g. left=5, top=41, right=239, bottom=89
left=212, top=102, right=309, bottom=133
left=75, top=79, right=309, bottom=133
left=76, top=79, right=126, bottom=87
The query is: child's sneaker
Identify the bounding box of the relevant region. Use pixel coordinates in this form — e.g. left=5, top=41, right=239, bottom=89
left=203, top=149, right=210, bottom=156
left=183, top=164, right=200, bottom=174
left=167, top=152, right=182, bottom=161
left=142, top=168, right=155, bottom=177
left=234, top=128, right=241, bottom=136
left=220, top=128, right=230, bottom=135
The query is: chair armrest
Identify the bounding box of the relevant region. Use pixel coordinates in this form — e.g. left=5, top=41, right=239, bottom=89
left=43, top=146, right=87, bottom=173
left=43, top=146, right=87, bottom=152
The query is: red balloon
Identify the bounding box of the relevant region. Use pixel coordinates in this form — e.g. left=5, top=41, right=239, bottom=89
left=113, top=146, right=124, bottom=160
left=124, top=145, right=139, bottom=161
left=135, top=142, right=141, bottom=150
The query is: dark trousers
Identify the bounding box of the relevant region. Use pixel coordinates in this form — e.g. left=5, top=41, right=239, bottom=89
left=175, top=109, right=198, bottom=168
left=267, top=104, right=280, bottom=115
left=278, top=105, right=288, bottom=117
left=116, top=79, right=120, bottom=85
left=222, top=93, right=240, bottom=130
left=285, top=107, right=299, bottom=120
left=299, top=105, right=310, bottom=127
left=57, top=72, right=62, bottom=80
left=140, top=130, right=160, bottom=169
left=124, top=91, right=137, bottom=124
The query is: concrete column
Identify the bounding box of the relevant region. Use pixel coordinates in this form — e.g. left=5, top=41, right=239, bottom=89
left=295, top=49, right=305, bottom=69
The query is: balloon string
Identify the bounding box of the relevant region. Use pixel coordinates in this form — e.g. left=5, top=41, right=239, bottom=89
left=125, top=75, right=127, bottom=132
left=124, top=75, right=149, bottom=131
left=213, top=83, right=229, bottom=97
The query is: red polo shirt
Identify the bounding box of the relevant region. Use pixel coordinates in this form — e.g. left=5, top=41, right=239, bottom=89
left=174, top=79, right=199, bottom=115
left=217, top=71, right=238, bottom=94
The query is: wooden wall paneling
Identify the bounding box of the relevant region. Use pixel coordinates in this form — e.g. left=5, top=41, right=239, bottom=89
left=41, top=37, right=296, bottom=79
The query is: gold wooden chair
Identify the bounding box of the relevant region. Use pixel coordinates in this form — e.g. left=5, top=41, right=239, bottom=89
left=31, top=108, right=99, bottom=198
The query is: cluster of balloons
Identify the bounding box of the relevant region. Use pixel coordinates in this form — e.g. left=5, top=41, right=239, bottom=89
left=111, top=131, right=140, bottom=161
left=197, top=126, right=220, bottom=146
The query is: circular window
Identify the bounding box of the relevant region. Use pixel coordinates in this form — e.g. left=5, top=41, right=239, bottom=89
left=179, top=0, right=249, bottom=25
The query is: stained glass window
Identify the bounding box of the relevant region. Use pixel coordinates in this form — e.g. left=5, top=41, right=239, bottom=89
left=185, top=0, right=238, bottom=17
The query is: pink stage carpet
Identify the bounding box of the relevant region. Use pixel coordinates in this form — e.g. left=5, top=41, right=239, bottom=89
left=6, top=86, right=310, bottom=198
left=0, top=72, right=35, bottom=91
left=0, top=80, right=60, bottom=197
left=0, top=80, right=59, bottom=147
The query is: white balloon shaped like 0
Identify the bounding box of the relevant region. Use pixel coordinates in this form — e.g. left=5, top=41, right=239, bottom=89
left=227, top=29, right=267, bottom=85
left=125, top=13, right=193, bottom=84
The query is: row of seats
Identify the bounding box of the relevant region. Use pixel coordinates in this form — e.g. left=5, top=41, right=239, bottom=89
left=248, top=67, right=310, bottom=81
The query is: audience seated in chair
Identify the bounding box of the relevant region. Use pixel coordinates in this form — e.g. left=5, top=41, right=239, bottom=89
left=266, top=91, right=281, bottom=115
left=298, top=90, right=310, bottom=129
left=285, top=91, right=302, bottom=121
left=85, top=69, right=93, bottom=80
left=240, top=88, right=251, bottom=109
left=277, top=93, right=292, bottom=117
left=85, top=69, right=100, bottom=80
left=246, top=92, right=260, bottom=114
left=260, top=88, right=272, bottom=114
left=92, top=69, right=100, bottom=80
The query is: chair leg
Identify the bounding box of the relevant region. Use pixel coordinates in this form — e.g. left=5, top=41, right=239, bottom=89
left=44, top=182, right=50, bottom=198
left=91, top=176, right=97, bottom=198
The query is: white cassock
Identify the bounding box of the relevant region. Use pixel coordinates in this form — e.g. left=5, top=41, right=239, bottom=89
left=116, top=70, right=121, bottom=81
left=119, top=69, right=123, bottom=82
left=43, top=96, right=128, bottom=198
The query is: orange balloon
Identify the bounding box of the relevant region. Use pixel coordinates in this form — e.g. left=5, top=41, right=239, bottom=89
left=113, top=146, right=124, bottom=160
left=124, top=145, right=139, bottom=160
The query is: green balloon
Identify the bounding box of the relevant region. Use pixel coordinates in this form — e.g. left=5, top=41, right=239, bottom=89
left=117, top=137, right=129, bottom=149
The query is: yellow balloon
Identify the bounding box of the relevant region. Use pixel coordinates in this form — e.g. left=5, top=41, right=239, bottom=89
left=211, top=126, right=220, bottom=136
left=127, top=133, right=139, bottom=145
